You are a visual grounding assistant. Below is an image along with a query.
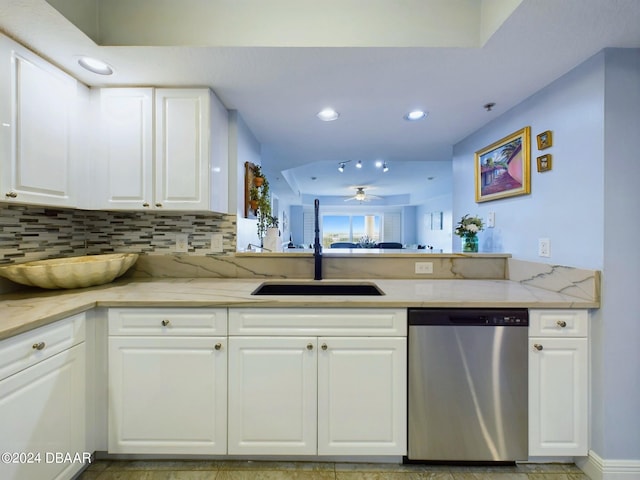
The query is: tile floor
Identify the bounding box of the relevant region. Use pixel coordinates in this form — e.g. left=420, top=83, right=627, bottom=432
left=76, top=460, right=591, bottom=480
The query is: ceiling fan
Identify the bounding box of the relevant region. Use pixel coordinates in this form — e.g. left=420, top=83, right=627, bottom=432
left=344, top=187, right=381, bottom=202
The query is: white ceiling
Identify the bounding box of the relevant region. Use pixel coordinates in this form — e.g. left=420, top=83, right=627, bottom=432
left=1, top=0, right=639, bottom=205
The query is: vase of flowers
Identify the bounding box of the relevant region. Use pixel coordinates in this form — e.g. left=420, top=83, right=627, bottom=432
left=454, top=214, right=484, bottom=253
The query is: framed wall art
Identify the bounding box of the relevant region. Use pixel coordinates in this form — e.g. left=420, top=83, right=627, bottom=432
left=475, top=126, right=531, bottom=203
left=537, top=154, right=552, bottom=172
left=536, top=130, right=552, bottom=150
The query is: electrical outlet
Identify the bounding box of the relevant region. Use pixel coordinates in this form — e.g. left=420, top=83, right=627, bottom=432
left=175, top=234, right=189, bottom=253
left=415, top=262, right=434, bottom=274
left=538, top=238, right=550, bottom=257
left=210, top=233, right=223, bottom=253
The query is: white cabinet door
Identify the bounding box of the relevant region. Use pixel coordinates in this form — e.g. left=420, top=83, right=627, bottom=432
left=155, top=89, right=210, bottom=210
left=227, top=337, right=318, bottom=455
left=96, top=88, right=154, bottom=210
left=95, top=87, right=229, bottom=212
left=317, top=337, right=407, bottom=455
left=0, top=37, right=77, bottom=207
left=0, top=344, right=86, bottom=480
left=528, top=337, right=588, bottom=456
left=108, top=336, right=227, bottom=454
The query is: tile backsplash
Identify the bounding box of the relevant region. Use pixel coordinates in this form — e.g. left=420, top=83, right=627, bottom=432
left=0, top=204, right=237, bottom=265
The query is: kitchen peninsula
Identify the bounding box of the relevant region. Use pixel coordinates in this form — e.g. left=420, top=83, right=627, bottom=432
left=0, top=253, right=598, bottom=480
left=0, top=254, right=599, bottom=340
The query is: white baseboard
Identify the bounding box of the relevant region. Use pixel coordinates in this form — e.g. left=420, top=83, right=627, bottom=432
left=577, top=451, right=640, bottom=480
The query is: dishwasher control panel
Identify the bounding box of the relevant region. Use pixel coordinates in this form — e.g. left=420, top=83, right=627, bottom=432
left=407, top=308, right=529, bottom=326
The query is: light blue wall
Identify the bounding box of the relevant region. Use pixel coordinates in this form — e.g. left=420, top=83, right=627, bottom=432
left=416, top=193, right=453, bottom=252
left=229, top=111, right=262, bottom=250
left=453, top=53, right=605, bottom=268
left=452, top=48, right=640, bottom=462
left=290, top=205, right=305, bottom=246
left=401, top=206, right=417, bottom=245
left=598, top=48, right=640, bottom=459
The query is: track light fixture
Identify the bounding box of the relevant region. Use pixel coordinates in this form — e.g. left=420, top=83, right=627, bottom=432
left=337, top=159, right=389, bottom=173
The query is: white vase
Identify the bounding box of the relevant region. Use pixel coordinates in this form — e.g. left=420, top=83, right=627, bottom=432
left=263, top=227, right=280, bottom=252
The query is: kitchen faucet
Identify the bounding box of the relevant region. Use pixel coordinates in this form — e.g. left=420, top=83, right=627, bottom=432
left=314, top=198, right=322, bottom=280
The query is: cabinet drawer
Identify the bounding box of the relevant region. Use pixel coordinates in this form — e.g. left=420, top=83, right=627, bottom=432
left=0, top=313, right=85, bottom=380
left=529, top=310, right=588, bottom=337
left=229, top=308, right=406, bottom=336
left=108, top=308, right=227, bottom=336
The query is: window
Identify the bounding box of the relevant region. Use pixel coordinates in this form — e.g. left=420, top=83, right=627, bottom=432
left=322, top=215, right=380, bottom=247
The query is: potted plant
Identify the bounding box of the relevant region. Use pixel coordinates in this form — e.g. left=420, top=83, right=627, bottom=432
left=251, top=164, right=265, bottom=187
left=249, top=186, right=259, bottom=212
left=454, top=214, right=484, bottom=252
left=256, top=177, right=272, bottom=239
left=262, top=215, right=280, bottom=251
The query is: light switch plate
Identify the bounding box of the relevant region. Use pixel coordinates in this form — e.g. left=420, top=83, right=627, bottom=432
left=538, top=238, right=550, bottom=257
left=210, top=233, right=223, bottom=253
left=175, top=234, right=189, bottom=253
left=487, top=212, right=495, bottom=228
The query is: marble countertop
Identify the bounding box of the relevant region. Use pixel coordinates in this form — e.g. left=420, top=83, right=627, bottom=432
left=0, top=277, right=598, bottom=341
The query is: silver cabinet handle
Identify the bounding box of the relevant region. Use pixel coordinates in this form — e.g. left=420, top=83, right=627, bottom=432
left=215, top=343, right=222, bottom=351
left=142, top=202, right=150, bottom=207
left=321, top=343, right=328, bottom=351
left=155, top=203, right=163, bottom=207
left=306, top=343, right=313, bottom=350
left=161, top=319, right=170, bottom=326
left=533, top=344, right=543, bottom=351
left=557, top=320, right=567, bottom=328
left=32, top=342, right=46, bottom=350
left=5, top=191, right=17, bottom=198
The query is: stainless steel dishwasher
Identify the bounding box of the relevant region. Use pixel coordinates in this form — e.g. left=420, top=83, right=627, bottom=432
left=407, top=308, right=529, bottom=463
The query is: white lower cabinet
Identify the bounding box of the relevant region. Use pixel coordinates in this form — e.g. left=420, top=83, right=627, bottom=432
left=107, top=308, right=227, bottom=454
left=228, top=336, right=318, bottom=455
left=317, top=336, right=407, bottom=455
left=0, top=314, right=86, bottom=480
left=227, top=308, right=407, bottom=456
left=528, top=309, right=589, bottom=456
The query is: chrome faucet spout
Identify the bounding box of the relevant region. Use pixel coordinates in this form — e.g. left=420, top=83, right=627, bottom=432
left=314, top=198, right=322, bottom=280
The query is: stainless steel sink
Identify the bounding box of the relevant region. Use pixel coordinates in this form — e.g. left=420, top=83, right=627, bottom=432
left=251, top=281, right=384, bottom=296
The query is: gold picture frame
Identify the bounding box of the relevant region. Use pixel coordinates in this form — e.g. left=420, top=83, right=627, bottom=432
left=537, top=154, right=552, bottom=172
left=536, top=130, right=552, bottom=150
left=475, top=126, right=531, bottom=203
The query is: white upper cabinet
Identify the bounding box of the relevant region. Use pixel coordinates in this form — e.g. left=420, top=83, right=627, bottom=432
left=0, top=35, right=79, bottom=207
left=95, top=87, right=229, bottom=212
left=95, top=88, right=154, bottom=210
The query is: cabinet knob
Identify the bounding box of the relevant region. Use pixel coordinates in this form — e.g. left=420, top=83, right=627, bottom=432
left=5, top=191, right=17, bottom=198
left=557, top=320, right=567, bottom=328
left=533, top=343, right=543, bottom=351
left=32, top=342, right=46, bottom=351
left=161, top=319, right=170, bottom=326
left=306, top=343, right=313, bottom=350
left=155, top=203, right=163, bottom=208
left=321, top=343, right=328, bottom=351
left=142, top=203, right=150, bottom=207
left=215, top=343, right=222, bottom=351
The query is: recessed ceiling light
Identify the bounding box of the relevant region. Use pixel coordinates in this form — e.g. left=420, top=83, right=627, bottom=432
left=317, top=108, right=339, bottom=121
left=78, top=56, right=113, bottom=75
left=375, top=160, right=383, bottom=168
left=404, top=110, right=427, bottom=121
left=356, top=160, right=363, bottom=169
left=338, top=162, right=345, bottom=173
left=383, top=162, right=389, bottom=173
